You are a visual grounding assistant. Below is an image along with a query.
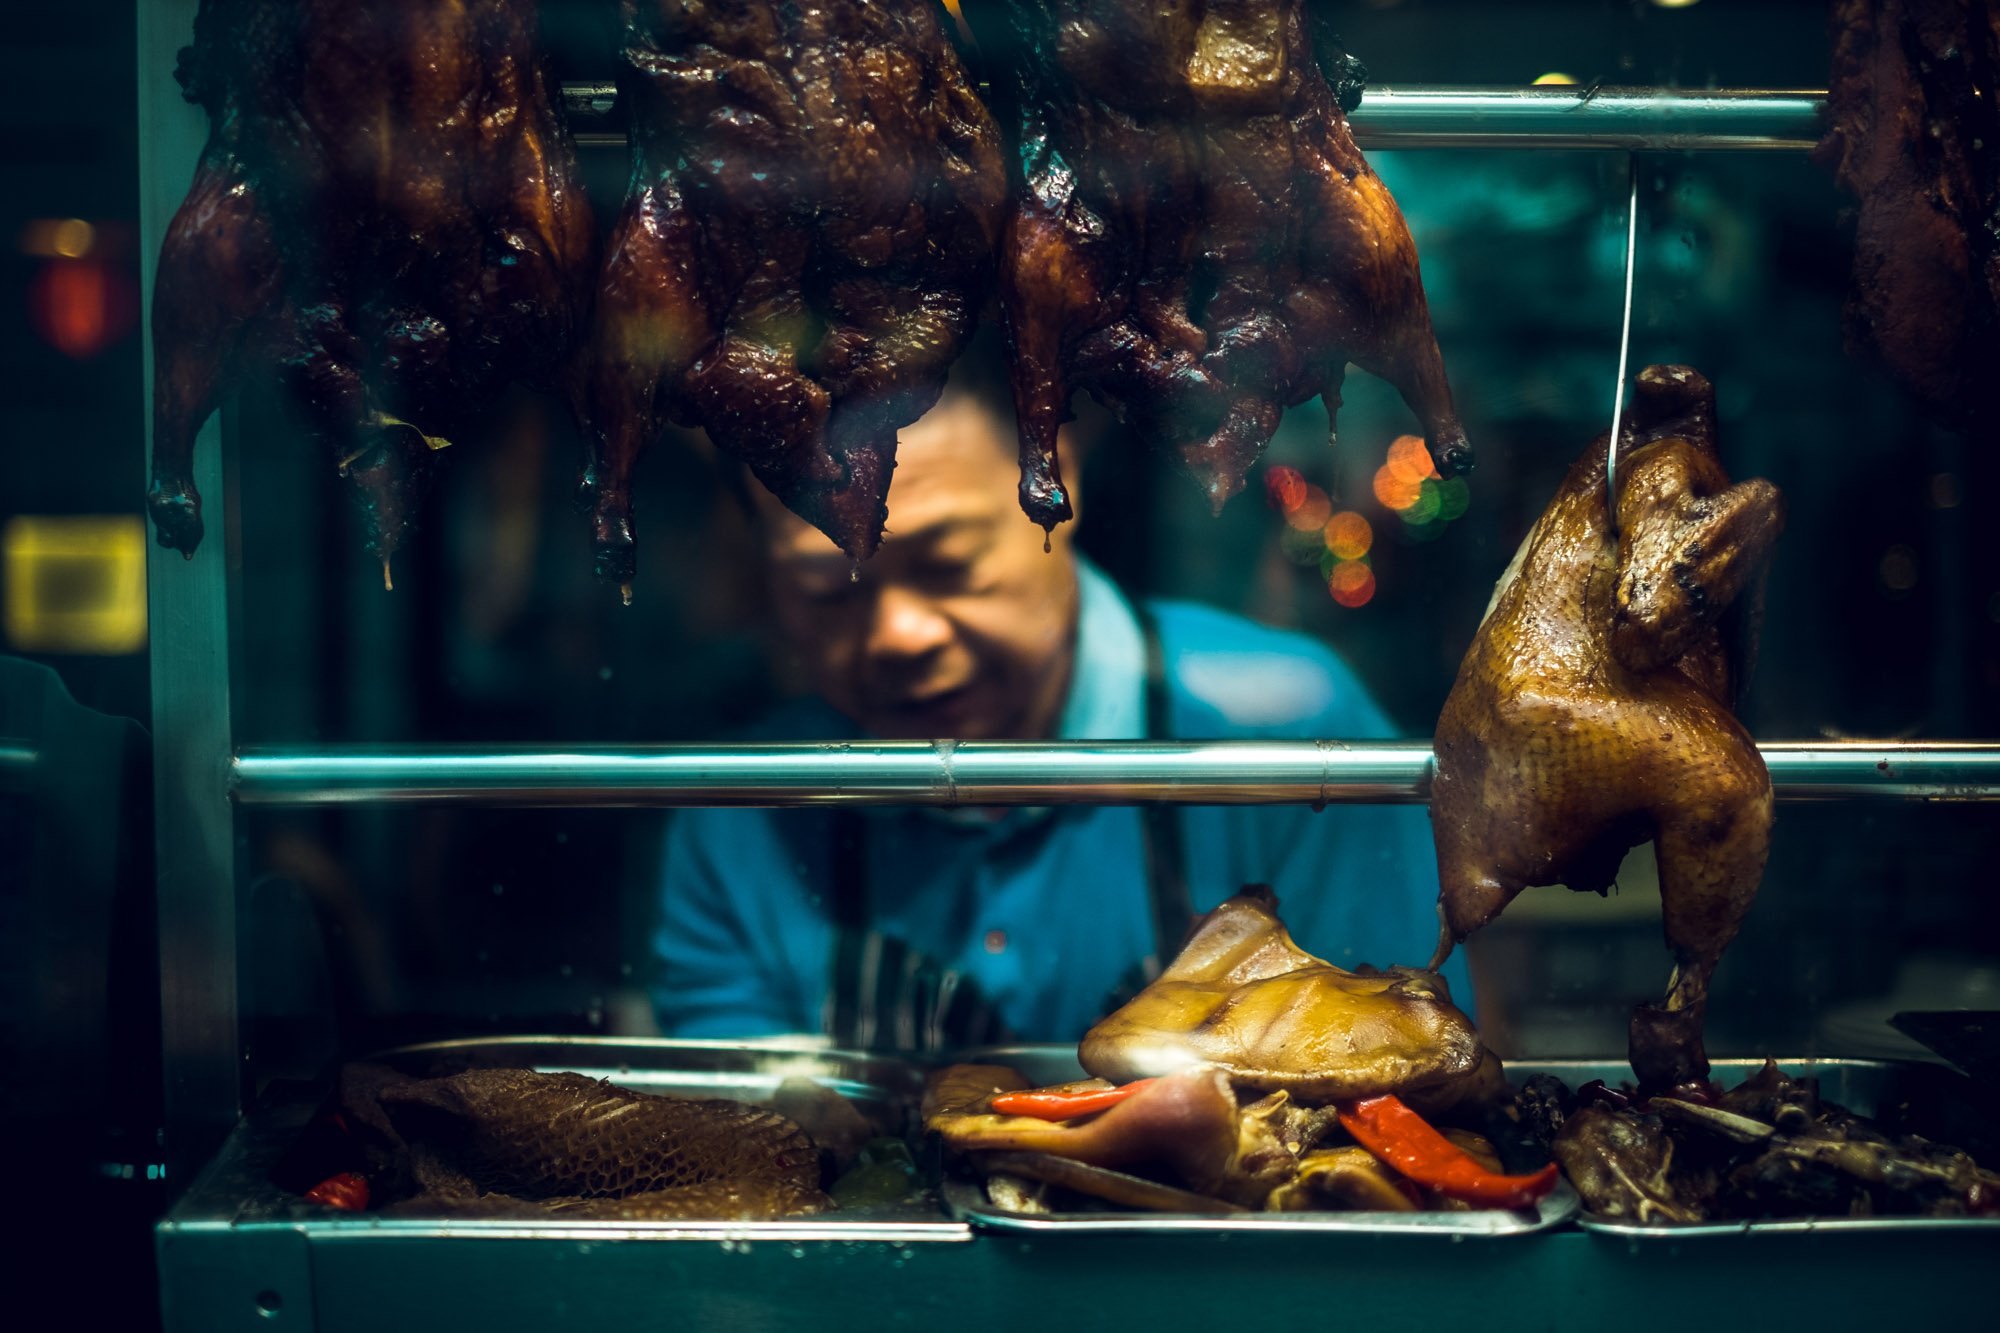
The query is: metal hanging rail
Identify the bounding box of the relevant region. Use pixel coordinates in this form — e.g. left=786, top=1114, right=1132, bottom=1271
left=559, top=83, right=1825, bottom=152
left=231, top=740, right=2000, bottom=807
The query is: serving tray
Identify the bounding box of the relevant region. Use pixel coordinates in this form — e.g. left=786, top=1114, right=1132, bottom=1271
left=939, top=1044, right=1579, bottom=1236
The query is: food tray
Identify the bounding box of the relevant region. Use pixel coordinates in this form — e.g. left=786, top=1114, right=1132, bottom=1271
left=938, top=1044, right=1579, bottom=1236
left=170, top=1036, right=965, bottom=1243
left=1534, top=1056, right=2000, bottom=1237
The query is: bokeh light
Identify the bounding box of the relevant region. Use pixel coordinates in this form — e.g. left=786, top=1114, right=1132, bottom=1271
left=1328, top=560, right=1376, bottom=608
left=1279, top=524, right=1325, bottom=566
left=1436, top=476, right=1471, bottom=521
left=1386, top=435, right=1438, bottom=484
left=1324, top=510, right=1372, bottom=560
left=1373, top=464, right=1422, bottom=512
left=1285, top=484, right=1333, bottom=532
left=1403, top=477, right=1443, bottom=525
left=1265, top=464, right=1307, bottom=514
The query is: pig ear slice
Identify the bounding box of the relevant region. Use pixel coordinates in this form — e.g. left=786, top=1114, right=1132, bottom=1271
left=148, top=136, right=284, bottom=556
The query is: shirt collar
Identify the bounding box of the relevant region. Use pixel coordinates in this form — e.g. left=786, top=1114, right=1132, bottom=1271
left=1055, top=556, right=1148, bottom=741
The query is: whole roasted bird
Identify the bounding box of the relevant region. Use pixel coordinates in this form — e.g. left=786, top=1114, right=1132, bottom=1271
left=1429, top=366, right=1784, bottom=1091
left=1817, top=0, right=2000, bottom=438
left=586, top=0, right=1006, bottom=592
left=961, top=0, right=1469, bottom=531
left=148, top=0, right=596, bottom=581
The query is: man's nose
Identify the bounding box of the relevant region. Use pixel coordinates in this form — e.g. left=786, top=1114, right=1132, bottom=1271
left=865, top=585, right=953, bottom=661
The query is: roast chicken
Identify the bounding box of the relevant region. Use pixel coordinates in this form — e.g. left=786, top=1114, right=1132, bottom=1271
left=584, top=0, right=1006, bottom=592
left=961, top=0, right=1469, bottom=531
left=1817, top=0, right=2000, bottom=438
left=1430, top=365, right=1785, bottom=1091
left=148, top=0, right=596, bottom=580
left=1080, top=886, right=1490, bottom=1107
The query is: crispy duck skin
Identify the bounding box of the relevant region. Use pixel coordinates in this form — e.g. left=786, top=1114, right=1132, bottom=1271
left=346, top=1067, right=831, bottom=1219
left=148, top=0, right=595, bottom=578
left=1816, top=0, right=2000, bottom=436
left=1430, top=366, right=1784, bottom=1092
left=1079, top=887, right=1487, bottom=1104
left=962, top=0, right=1468, bottom=530
left=585, top=0, right=1006, bottom=589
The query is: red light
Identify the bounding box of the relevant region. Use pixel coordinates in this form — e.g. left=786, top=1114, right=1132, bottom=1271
left=1264, top=465, right=1308, bottom=514
left=29, top=257, right=136, bottom=360
left=1328, top=560, right=1376, bottom=608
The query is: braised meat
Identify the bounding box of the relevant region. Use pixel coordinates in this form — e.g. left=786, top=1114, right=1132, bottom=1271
left=1079, top=887, right=1491, bottom=1107
left=1430, top=366, right=1785, bottom=1091
left=148, top=0, right=596, bottom=580
left=961, top=0, right=1469, bottom=531
left=585, top=0, right=1006, bottom=592
left=336, top=1066, right=830, bottom=1219
left=1817, top=0, right=2000, bottom=437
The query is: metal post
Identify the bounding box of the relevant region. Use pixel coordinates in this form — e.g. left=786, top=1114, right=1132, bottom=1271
left=140, top=0, right=242, bottom=1184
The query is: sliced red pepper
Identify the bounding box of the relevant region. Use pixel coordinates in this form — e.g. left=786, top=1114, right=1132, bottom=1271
left=989, top=1078, right=1159, bottom=1120
left=1336, top=1094, right=1559, bottom=1210
left=304, top=1172, right=370, bottom=1211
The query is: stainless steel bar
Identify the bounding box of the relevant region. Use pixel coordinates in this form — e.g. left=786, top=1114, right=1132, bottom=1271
left=559, top=83, right=1823, bottom=152
left=142, top=0, right=244, bottom=1184
left=232, top=740, right=2000, bottom=808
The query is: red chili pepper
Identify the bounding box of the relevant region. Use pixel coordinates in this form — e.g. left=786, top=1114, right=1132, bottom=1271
left=1336, top=1095, right=1559, bottom=1209
left=989, top=1078, right=1160, bottom=1120
left=304, top=1172, right=370, bottom=1211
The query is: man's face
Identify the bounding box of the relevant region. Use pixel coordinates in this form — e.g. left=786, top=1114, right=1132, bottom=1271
left=760, top=392, right=1081, bottom=740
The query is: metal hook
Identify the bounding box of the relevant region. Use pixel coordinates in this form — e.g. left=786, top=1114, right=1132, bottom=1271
left=1605, top=153, right=1639, bottom=536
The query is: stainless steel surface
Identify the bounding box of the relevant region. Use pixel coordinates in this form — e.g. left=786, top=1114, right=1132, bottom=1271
left=943, top=1044, right=1576, bottom=1235
left=142, top=0, right=245, bottom=1185
left=231, top=739, right=2000, bottom=806
left=1520, top=1058, right=2000, bottom=1237
left=164, top=1038, right=966, bottom=1245
left=1604, top=155, right=1638, bottom=534
left=559, top=83, right=1825, bottom=152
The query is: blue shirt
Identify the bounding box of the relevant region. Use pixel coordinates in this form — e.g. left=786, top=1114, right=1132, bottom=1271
left=653, top=560, right=1466, bottom=1043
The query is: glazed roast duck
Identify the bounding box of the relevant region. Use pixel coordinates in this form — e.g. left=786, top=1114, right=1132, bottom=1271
left=925, top=888, right=1555, bottom=1214
left=1430, top=365, right=1785, bottom=1093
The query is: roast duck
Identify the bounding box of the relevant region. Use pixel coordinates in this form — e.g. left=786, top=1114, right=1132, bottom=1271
left=585, top=0, right=1006, bottom=592
left=1429, top=366, right=1785, bottom=1092
left=148, top=0, right=596, bottom=581
left=1817, top=0, right=2000, bottom=438
left=924, top=888, right=1559, bottom=1215
left=960, top=0, right=1470, bottom=531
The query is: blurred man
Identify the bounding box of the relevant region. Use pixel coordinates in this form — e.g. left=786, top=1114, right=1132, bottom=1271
left=653, top=352, right=1464, bottom=1049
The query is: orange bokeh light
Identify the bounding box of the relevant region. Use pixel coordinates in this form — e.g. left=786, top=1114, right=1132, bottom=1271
left=1327, top=559, right=1376, bottom=608
left=1323, top=510, right=1372, bottom=560
left=1372, top=464, right=1422, bottom=512
left=1386, top=435, right=1439, bottom=485
left=1285, top=484, right=1332, bottom=531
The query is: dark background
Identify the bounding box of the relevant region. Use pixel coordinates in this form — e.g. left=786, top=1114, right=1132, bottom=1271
left=2, top=7, right=1997, bottom=1324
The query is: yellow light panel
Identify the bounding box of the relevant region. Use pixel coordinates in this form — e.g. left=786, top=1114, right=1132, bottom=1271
left=3, top=515, right=149, bottom=655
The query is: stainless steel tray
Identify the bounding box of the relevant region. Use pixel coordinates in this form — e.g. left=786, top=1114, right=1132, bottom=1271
left=169, top=1036, right=967, bottom=1244
left=940, top=1044, right=1579, bottom=1236
left=1532, top=1056, right=2000, bottom=1237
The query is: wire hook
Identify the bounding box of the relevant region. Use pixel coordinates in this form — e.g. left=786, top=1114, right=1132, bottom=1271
left=1605, top=153, right=1640, bottom=536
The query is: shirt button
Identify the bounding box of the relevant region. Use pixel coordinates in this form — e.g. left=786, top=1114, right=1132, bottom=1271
left=983, top=929, right=1008, bottom=955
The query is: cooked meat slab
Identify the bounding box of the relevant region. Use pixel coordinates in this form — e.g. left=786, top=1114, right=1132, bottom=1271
left=585, top=0, right=1006, bottom=590
left=963, top=0, right=1469, bottom=530
left=149, top=0, right=595, bottom=579
left=1430, top=366, right=1784, bottom=1091
left=1817, top=0, right=2000, bottom=436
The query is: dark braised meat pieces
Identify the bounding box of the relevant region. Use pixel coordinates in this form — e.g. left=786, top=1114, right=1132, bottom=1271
left=1817, top=0, right=2000, bottom=437
left=963, top=0, right=1468, bottom=531
left=1431, top=367, right=1784, bottom=1091
left=149, top=0, right=596, bottom=578
left=586, top=0, right=1006, bottom=589
left=1554, top=1062, right=2000, bottom=1223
